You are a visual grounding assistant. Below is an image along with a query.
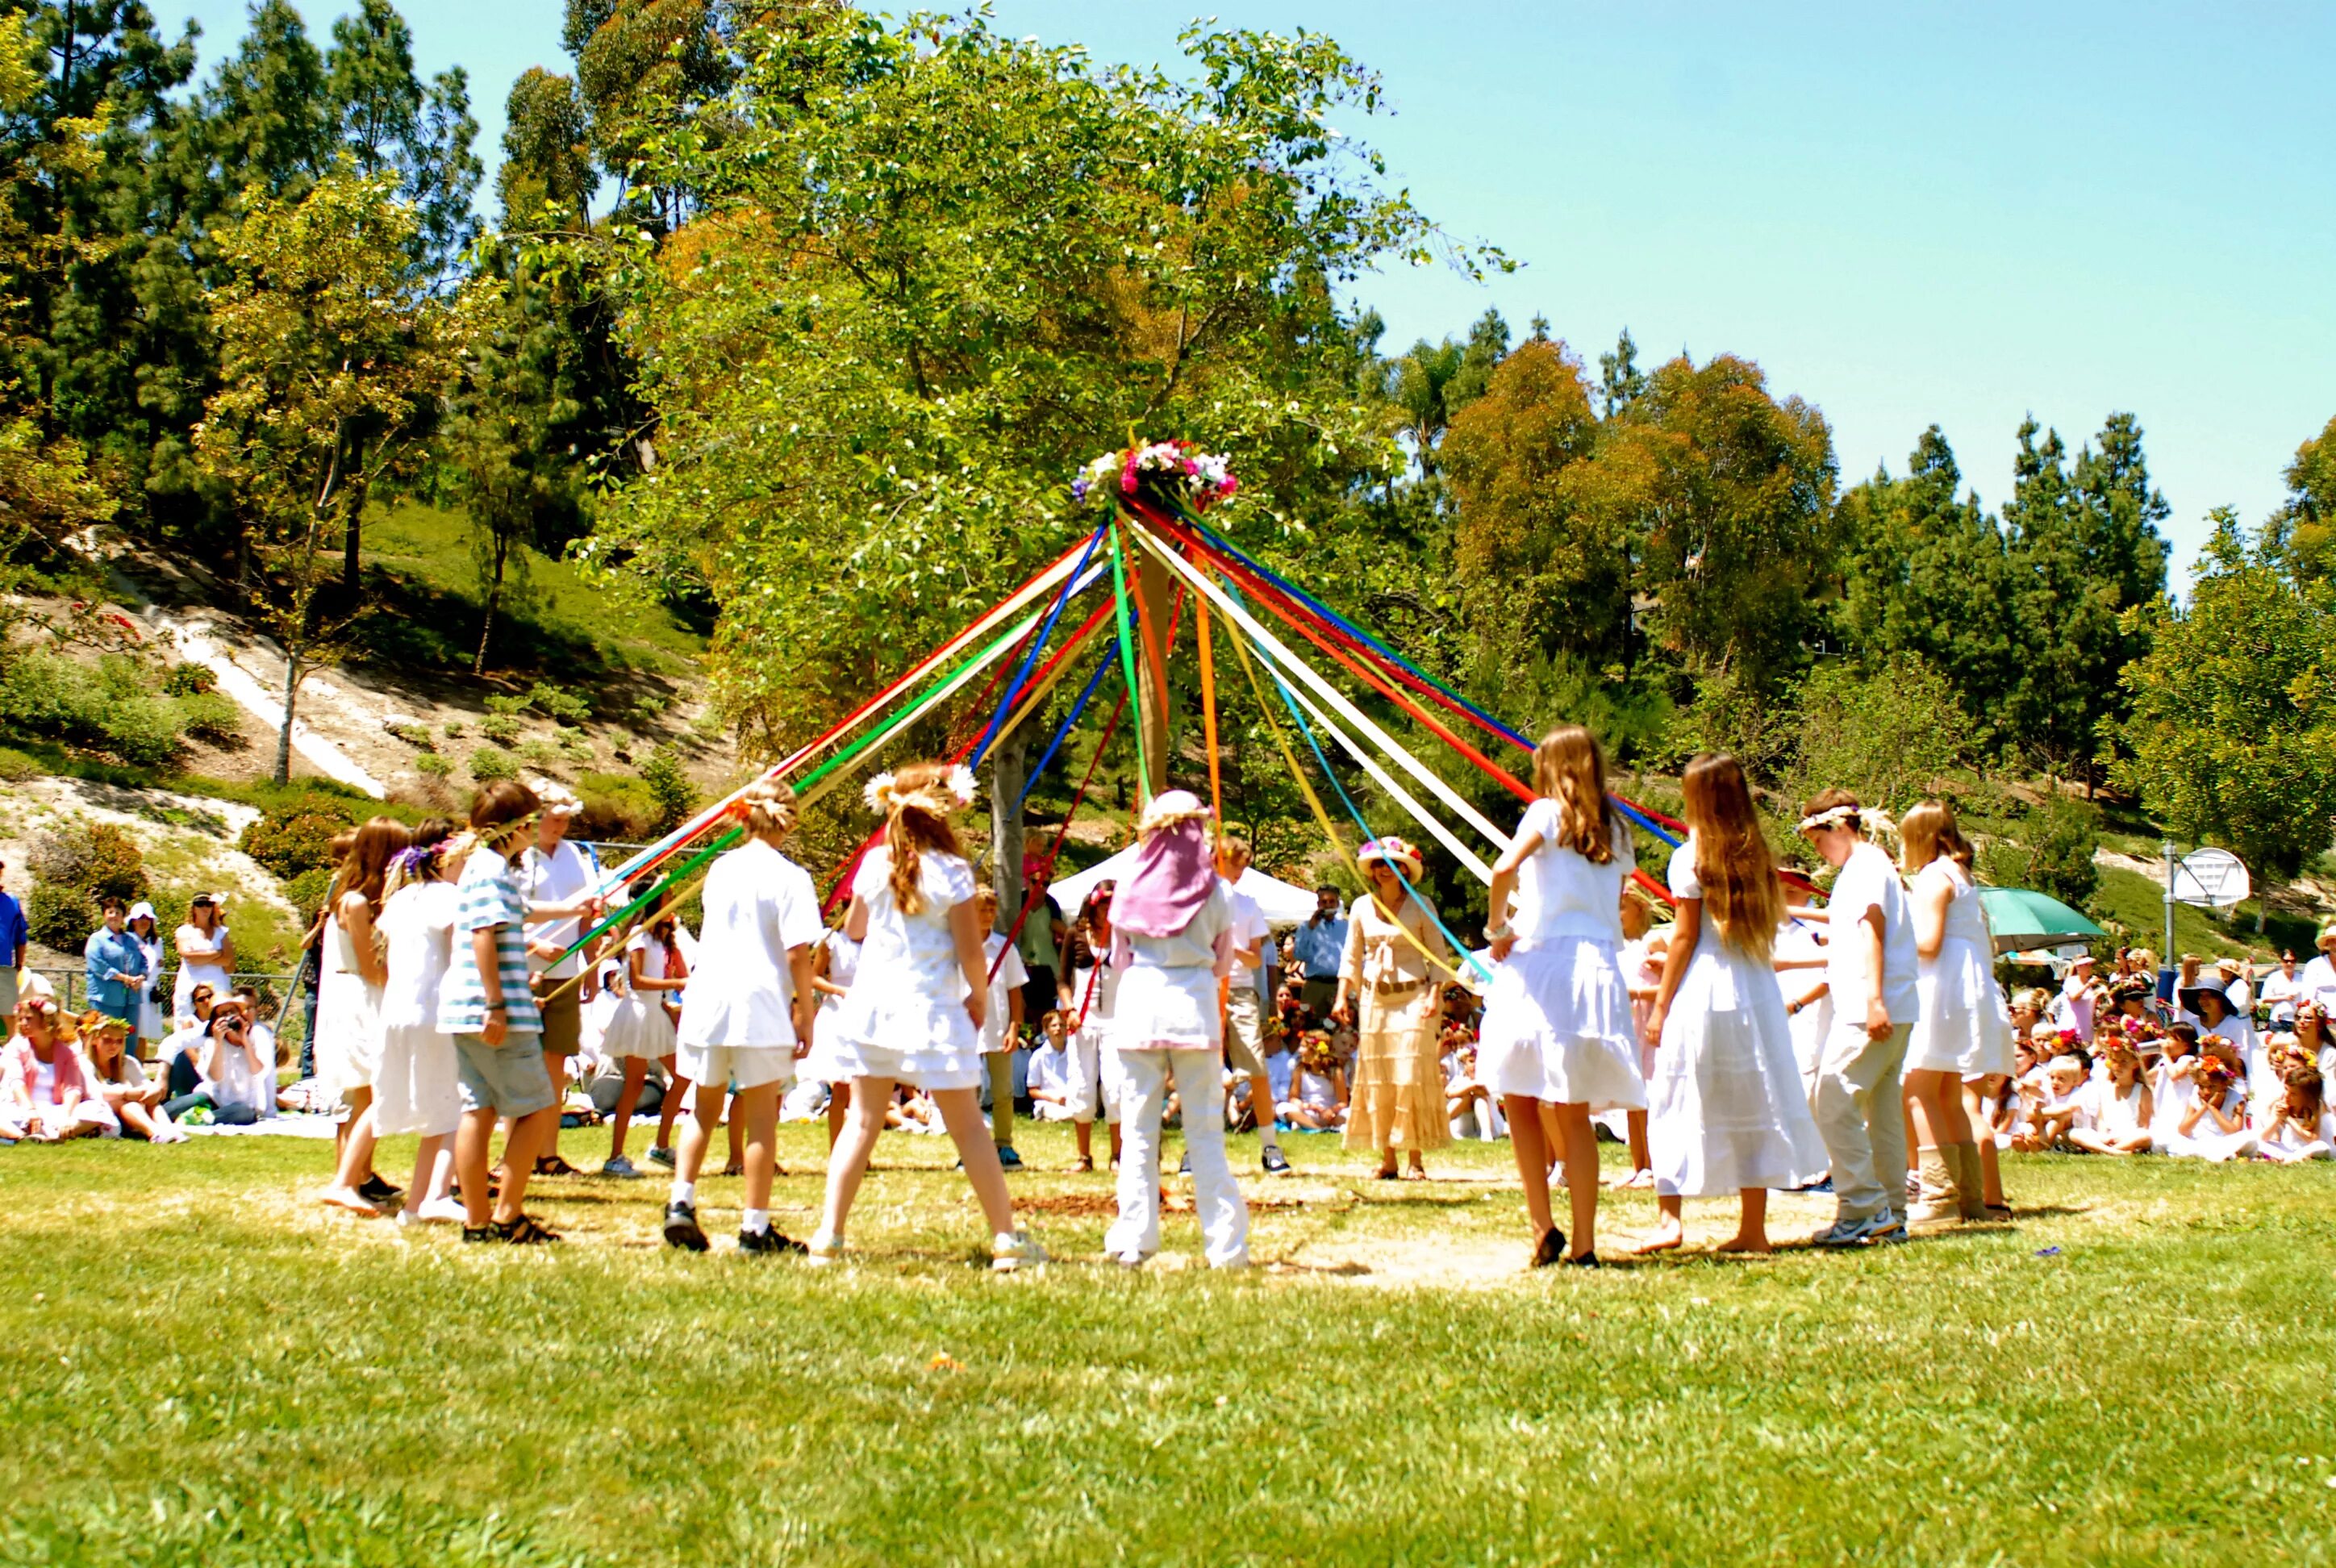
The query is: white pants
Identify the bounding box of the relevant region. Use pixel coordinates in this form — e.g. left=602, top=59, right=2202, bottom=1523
left=1813, top=1020, right=1910, bottom=1223
left=1069, top=1028, right=1124, bottom=1124
left=1108, top=1049, right=1249, bottom=1268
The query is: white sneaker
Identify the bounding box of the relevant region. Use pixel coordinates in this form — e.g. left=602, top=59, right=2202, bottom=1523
left=1114, top=1249, right=1149, bottom=1268
left=415, top=1195, right=467, bottom=1224
left=1813, top=1216, right=1872, bottom=1249
left=805, top=1230, right=845, bottom=1267
left=991, top=1229, right=1048, bottom=1272
left=1865, top=1211, right=1909, bottom=1245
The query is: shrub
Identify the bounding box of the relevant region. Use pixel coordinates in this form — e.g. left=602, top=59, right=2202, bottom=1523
left=0, top=649, right=232, bottom=766
left=0, top=745, right=38, bottom=781
left=415, top=752, right=454, bottom=780
left=239, top=807, right=352, bottom=880
left=442, top=719, right=466, bottom=740
left=528, top=681, right=592, bottom=725
left=517, top=737, right=561, bottom=770
left=478, top=713, right=521, bottom=746
left=284, top=865, right=334, bottom=920
left=469, top=747, right=518, bottom=784
left=1783, top=654, right=1971, bottom=812
left=2027, top=799, right=2100, bottom=910
left=483, top=694, right=530, bottom=717
left=638, top=746, right=698, bottom=835
left=177, top=690, right=244, bottom=746
left=574, top=771, right=657, bottom=840
left=25, top=822, right=151, bottom=949
left=160, top=661, right=218, bottom=697
left=556, top=727, right=594, bottom=767
left=385, top=721, right=436, bottom=751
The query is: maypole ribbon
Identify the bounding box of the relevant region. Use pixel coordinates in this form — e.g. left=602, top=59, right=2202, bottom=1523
left=1106, top=519, right=1150, bottom=796
left=967, top=527, right=1105, bottom=768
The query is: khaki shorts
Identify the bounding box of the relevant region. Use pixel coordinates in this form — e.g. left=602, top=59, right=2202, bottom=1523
left=1224, top=987, right=1268, bottom=1078
left=536, top=983, right=582, bottom=1057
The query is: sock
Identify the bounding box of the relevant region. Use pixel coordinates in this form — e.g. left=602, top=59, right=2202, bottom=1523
left=670, top=1179, right=695, bottom=1207
left=741, top=1207, right=770, bottom=1235
left=1258, top=1117, right=1280, bottom=1151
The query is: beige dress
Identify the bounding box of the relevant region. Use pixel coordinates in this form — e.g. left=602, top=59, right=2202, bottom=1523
left=1341, top=891, right=1453, bottom=1152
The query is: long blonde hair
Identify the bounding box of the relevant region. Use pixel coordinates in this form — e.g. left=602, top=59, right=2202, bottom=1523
left=1682, top=753, right=1784, bottom=960
left=882, top=761, right=966, bottom=916
left=1532, top=725, right=1618, bottom=864
left=1899, top=799, right=1975, bottom=874
left=329, top=816, right=411, bottom=911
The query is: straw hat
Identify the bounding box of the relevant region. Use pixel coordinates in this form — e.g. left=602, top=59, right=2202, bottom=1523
left=1357, top=836, right=1423, bottom=879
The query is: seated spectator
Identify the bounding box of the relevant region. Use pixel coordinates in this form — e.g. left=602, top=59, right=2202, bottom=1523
left=2067, top=1041, right=2152, bottom=1155
left=1445, top=1039, right=1503, bottom=1141
left=2016, top=1055, right=2091, bottom=1151
left=2257, top=1039, right=2333, bottom=1162
left=1027, top=1010, right=1078, bottom=1121
left=2, top=996, right=114, bottom=1142
left=1278, top=1032, right=1346, bottom=1131
left=162, top=985, right=219, bottom=1099
left=77, top=1011, right=186, bottom=1144
left=160, top=1003, right=272, bottom=1127
left=2170, top=1049, right=2257, bottom=1161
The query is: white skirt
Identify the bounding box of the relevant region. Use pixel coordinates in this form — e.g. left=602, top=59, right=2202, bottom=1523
left=1908, top=939, right=2014, bottom=1077
left=824, top=972, right=982, bottom=1091
left=799, top=1003, right=852, bottom=1084
left=1476, top=936, right=1646, bottom=1110
left=313, top=974, right=386, bottom=1103
left=600, top=995, right=675, bottom=1061
left=1646, top=944, right=1831, bottom=1198
left=822, top=1036, right=983, bottom=1092
left=373, top=1021, right=461, bottom=1138
left=1111, top=962, right=1223, bottom=1053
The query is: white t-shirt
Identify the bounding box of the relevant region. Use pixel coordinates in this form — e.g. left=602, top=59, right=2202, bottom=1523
left=378, top=880, right=462, bottom=1031
left=978, top=932, right=1031, bottom=1053
left=520, top=839, right=595, bottom=981
left=1512, top=800, right=1633, bottom=944
left=677, top=839, right=823, bottom=1049
left=1221, top=879, right=1272, bottom=1000
left=626, top=929, right=674, bottom=990
left=2257, top=968, right=2304, bottom=1023
left=1027, top=1040, right=1074, bottom=1099
left=2300, top=954, right=2336, bottom=1014
left=852, top=846, right=977, bottom=1003
left=205, top=1027, right=266, bottom=1113
left=1825, top=841, right=1921, bottom=1027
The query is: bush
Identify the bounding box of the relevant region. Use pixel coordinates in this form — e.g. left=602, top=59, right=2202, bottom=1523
left=385, top=721, right=436, bottom=751
left=415, top=752, right=454, bottom=780
left=442, top=719, right=466, bottom=740
left=483, top=694, right=530, bottom=718
left=25, top=822, right=151, bottom=950
left=517, top=737, right=561, bottom=770
left=1979, top=799, right=2100, bottom=910
left=0, top=745, right=38, bottom=781
left=528, top=681, right=592, bottom=725
left=161, top=661, right=218, bottom=697
left=284, top=865, right=335, bottom=920
left=638, top=747, right=698, bottom=835
left=478, top=713, right=521, bottom=746
left=574, top=771, right=658, bottom=840
left=469, top=747, right=518, bottom=784
left=556, top=727, right=594, bottom=767
left=1783, top=654, right=1971, bottom=812
left=0, top=649, right=227, bottom=766
left=177, top=690, right=244, bottom=746
left=239, top=807, right=352, bottom=880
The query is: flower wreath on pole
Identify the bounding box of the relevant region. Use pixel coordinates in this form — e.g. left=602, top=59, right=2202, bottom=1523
left=1072, top=440, right=1239, bottom=516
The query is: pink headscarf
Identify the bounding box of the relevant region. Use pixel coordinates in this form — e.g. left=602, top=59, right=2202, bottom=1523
left=1108, top=790, right=1216, bottom=939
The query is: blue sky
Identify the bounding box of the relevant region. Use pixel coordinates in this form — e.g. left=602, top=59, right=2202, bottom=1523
left=165, top=1, right=2334, bottom=582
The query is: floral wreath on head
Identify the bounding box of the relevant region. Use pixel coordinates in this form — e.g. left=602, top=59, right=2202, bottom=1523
left=1357, top=836, right=1423, bottom=880
left=863, top=765, right=978, bottom=818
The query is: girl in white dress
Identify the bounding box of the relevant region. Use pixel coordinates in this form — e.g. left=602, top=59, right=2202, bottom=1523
left=810, top=761, right=1042, bottom=1270
left=603, top=891, right=686, bottom=1169
left=2257, top=1041, right=2333, bottom=1161
left=317, top=816, right=409, bottom=1216
left=373, top=820, right=469, bottom=1224
left=2067, top=1040, right=2153, bottom=1155
left=1102, top=792, right=1248, bottom=1269
left=2172, top=1053, right=2258, bottom=1160
left=172, top=895, right=233, bottom=1027
left=1637, top=753, right=1830, bottom=1256
left=804, top=924, right=861, bottom=1149
left=127, top=904, right=166, bottom=1049
left=1478, top=725, right=1645, bottom=1268
left=1900, top=800, right=2014, bottom=1225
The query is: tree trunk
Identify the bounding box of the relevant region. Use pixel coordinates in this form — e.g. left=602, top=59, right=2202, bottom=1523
left=273, top=650, right=300, bottom=786
left=990, top=725, right=1028, bottom=939
left=340, top=436, right=368, bottom=597
left=1134, top=548, right=1174, bottom=800
left=473, top=535, right=507, bottom=676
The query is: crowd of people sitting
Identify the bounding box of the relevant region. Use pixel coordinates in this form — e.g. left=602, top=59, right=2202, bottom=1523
left=6, top=749, right=2330, bottom=1266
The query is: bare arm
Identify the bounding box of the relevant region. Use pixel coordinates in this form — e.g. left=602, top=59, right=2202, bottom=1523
left=1910, top=874, right=1951, bottom=961
left=1644, top=897, right=1701, bottom=1046
left=787, top=944, right=816, bottom=1057
left=1483, top=824, right=1544, bottom=959
left=949, top=899, right=989, bottom=1032
left=340, top=892, right=386, bottom=990
left=473, top=926, right=508, bottom=1046
left=845, top=894, right=870, bottom=945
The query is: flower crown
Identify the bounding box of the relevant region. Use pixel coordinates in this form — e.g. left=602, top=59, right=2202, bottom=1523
left=1072, top=440, right=1239, bottom=513
left=863, top=765, right=978, bottom=817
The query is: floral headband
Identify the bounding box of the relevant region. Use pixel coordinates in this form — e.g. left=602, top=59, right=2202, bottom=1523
left=864, top=765, right=978, bottom=818
left=1796, top=804, right=1896, bottom=839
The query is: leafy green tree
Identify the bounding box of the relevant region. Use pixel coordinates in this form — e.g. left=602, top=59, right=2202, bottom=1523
left=2114, top=508, right=2336, bottom=894
left=2263, top=415, right=2336, bottom=587
left=497, top=65, right=594, bottom=224
left=323, top=0, right=480, bottom=278
left=1596, top=327, right=1646, bottom=417
left=1386, top=307, right=1506, bottom=480
left=1785, top=652, right=1972, bottom=815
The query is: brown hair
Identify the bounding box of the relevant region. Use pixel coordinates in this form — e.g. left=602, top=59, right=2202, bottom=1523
left=1682, top=753, right=1784, bottom=961
left=469, top=778, right=540, bottom=837
left=329, top=815, right=411, bottom=911
left=1801, top=786, right=1862, bottom=832
left=882, top=761, right=965, bottom=917
left=1531, top=725, right=1619, bottom=864
left=742, top=779, right=799, bottom=840
left=1898, top=799, right=1975, bottom=874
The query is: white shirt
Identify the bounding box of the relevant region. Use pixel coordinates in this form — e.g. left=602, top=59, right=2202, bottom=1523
left=205, top=1028, right=266, bottom=1113
left=1027, top=1040, right=1075, bottom=1099
left=1512, top=800, right=1633, bottom=943
left=2257, top=968, right=2304, bottom=1024
left=1825, top=841, right=1921, bottom=1026
left=378, top=881, right=461, bottom=1032
left=2300, top=953, right=2336, bottom=1014
left=1221, top=879, right=1271, bottom=999
left=851, top=846, right=977, bottom=1003
left=677, top=839, right=822, bottom=1049
left=978, top=932, right=1030, bottom=1053
left=521, top=839, right=595, bottom=981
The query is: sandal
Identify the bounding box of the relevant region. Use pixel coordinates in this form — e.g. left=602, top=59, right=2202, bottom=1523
left=533, top=1155, right=580, bottom=1178
left=497, top=1214, right=564, bottom=1245
left=1530, top=1226, right=1568, bottom=1268
left=1402, top=1166, right=1427, bottom=1182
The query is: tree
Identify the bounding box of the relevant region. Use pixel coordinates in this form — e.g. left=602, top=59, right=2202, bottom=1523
left=1386, top=307, right=1506, bottom=479
left=192, top=169, right=469, bottom=782
left=323, top=0, right=480, bottom=279
left=497, top=66, right=594, bottom=225
left=2264, top=415, right=2336, bottom=587
left=1785, top=652, right=1972, bottom=816
left=1596, top=327, right=1645, bottom=417
left=2113, top=507, right=2336, bottom=896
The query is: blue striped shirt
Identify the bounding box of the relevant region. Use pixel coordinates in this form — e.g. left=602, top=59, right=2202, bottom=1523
left=436, top=849, right=542, bottom=1036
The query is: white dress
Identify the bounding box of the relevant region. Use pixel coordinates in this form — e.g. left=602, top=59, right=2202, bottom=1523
left=1475, top=806, right=1645, bottom=1110
left=824, top=846, right=983, bottom=1091
left=1646, top=837, right=1832, bottom=1197
left=800, top=929, right=861, bottom=1083
left=172, top=923, right=232, bottom=1024
left=1906, top=859, right=2016, bottom=1078
left=601, top=930, right=678, bottom=1061
left=312, top=911, right=386, bottom=1103
left=373, top=880, right=462, bottom=1138
left=132, top=932, right=167, bottom=1041
left=2090, top=1078, right=2149, bottom=1142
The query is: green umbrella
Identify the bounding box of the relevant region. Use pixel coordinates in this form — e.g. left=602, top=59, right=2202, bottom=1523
left=1978, top=887, right=2105, bottom=955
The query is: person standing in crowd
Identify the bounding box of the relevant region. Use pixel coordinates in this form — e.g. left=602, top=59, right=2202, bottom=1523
left=1633, top=754, right=1827, bottom=1256
left=374, top=822, right=469, bottom=1225
left=519, top=783, right=602, bottom=1180
left=2051, top=953, right=2099, bottom=1042
left=1103, top=790, right=1248, bottom=1270
left=665, top=781, right=823, bottom=1253
left=171, top=894, right=233, bottom=1028
left=810, top=762, right=1042, bottom=1270
left=82, top=898, right=147, bottom=1043
left=318, top=817, right=407, bottom=1216
left=441, top=781, right=564, bottom=1245
left=125, top=903, right=166, bottom=1053
left=1797, top=789, right=1921, bottom=1249
left=1476, top=726, right=1646, bottom=1267
left=1291, top=885, right=1349, bottom=1021
left=2258, top=950, right=2304, bottom=1028
left=1216, top=835, right=1293, bottom=1176
left=0, top=855, right=25, bottom=1020
left=1334, top=837, right=1454, bottom=1182
left=804, top=918, right=861, bottom=1150
left=1013, top=856, right=1068, bottom=1025
left=1899, top=800, right=2012, bottom=1227
left=973, top=883, right=1029, bottom=1172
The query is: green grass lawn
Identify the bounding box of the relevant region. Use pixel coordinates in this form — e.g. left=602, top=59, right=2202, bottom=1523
left=3, top=1124, right=2331, bottom=1566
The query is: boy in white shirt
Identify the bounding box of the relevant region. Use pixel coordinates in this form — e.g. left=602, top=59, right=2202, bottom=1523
left=974, top=885, right=1029, bottom=1170
left=1027, top=1010, right=1078, bottom=1119
left=1796, top=790, right=1922, bottom=1247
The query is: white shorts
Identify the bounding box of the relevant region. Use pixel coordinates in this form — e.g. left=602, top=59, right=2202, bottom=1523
left=1067, top=1028, right=1124, bottom=1124
left=674, top=1041, right=795, bottom=1094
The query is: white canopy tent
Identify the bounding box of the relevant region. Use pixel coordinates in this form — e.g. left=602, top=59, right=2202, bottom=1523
left=1044, top=846, right=1320, bottom=927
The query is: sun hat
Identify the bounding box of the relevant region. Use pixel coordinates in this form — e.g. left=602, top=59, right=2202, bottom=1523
left=127, top=901, right=156, bottom=924
left=529, top=779, right=582, bottom=818
left=2317, top=920, right=2336, bottom=951
left=2177, top=975, right=2237, bottom=1018
left=2214, top=956, right=2242, bottom=975
left=1357, top=836, right=1423, bottom=880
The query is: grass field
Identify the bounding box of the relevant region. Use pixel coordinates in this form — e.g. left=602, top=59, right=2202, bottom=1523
left=3, top=1124, right=2332, bottom=1566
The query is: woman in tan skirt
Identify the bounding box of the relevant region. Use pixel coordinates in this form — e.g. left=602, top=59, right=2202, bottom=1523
left=1333, top=838, right=1454, bottom=1179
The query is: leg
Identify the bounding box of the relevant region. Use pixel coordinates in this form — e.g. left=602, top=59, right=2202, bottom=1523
left=676, top=1082, right=724, bottom=1188
left=1964, top=1078, right=2006, bottom=1207
left=825, top=1078, right=850, bottom=1152
left=1168, top=1050, right=1250, bottom=1267
left=932, top=1087, right=1018, bottom=1238
left=816, top=1076, right=894, bottom=1242
left=1866, top=1027, right=1912, bottom=1216
left=608, top=1057, right=648, bottom=1163
left=1073, top=1116, right=1094, bottom=1170
left=409, top=1132, right=452, bottom=1205
left=736, top=1081, right=782, bottom=1225
left=986, top=1053, right=1016, bottom=1150
left=494, top=1107, right=554, bottom=1224
left=1617, top=1109, right=1651, bottom=1184
left=540, top=1047, right=567, bottom=1166
left=1554, top=1101, right=1600, bottom=1259
left=724, top=1098, right=745, bottom=1173
left=456, top=1107, right=499, bottom=1228
left=1718, top=1186, right=1771, bottom=1254
left=320, top=1089, right=380, bottom=1214
left=1812, top=1024, right=1883, bottom=1224
left=1537, top=1101, right=1564, bottom=1179
left=1107, top=1051, right=1171, bottom=1261
left=115, top=1099, right=165, bottom=1142
left=1632, top=1193, right=1685, bottom=1255
left=654, top=1064, right=689, bottom=1152
left=1503, top=1094, right=1558, bottom=1245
